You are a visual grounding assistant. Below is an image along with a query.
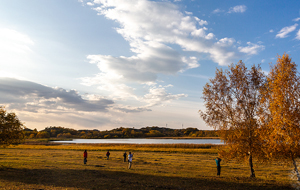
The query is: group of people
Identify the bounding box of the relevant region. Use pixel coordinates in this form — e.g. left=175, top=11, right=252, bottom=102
left=83, top=150, right=134, bottom=169
left=84, top=150, right=222, bottom=175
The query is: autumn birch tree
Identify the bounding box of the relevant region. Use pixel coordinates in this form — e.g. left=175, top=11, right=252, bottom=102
left=200, top=61, right=266, bottom=177
left=260, top=54, right=300, bottom=181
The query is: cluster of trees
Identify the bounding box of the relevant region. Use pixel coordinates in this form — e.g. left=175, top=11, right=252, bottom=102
left=200, top=54, right=300, bottom=180
left=24, top=126, right=219, bottom=139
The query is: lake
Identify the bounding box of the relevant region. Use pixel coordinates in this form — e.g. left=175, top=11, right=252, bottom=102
left=54, top=138, right=223, bottom=144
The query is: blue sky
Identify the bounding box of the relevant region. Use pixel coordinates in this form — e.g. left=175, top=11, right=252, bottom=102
left=1, top=0, right=300, bottom=131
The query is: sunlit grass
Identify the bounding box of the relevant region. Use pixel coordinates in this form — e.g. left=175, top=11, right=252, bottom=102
left=10, top=143, right=221, bottom=154
left=0, top=144, right=295, bottom=189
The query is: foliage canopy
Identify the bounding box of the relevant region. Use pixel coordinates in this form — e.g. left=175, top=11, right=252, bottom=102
left=0, top=107, right=24, bottom=146
left=260, top=54, right=300, bottom=180
left=200, top=54, right=300, bottom=181
left=199, top=61, right=266, bottom=177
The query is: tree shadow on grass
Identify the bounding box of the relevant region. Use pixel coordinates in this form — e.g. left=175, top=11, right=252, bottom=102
left=0, top=166, right=293, bottom=190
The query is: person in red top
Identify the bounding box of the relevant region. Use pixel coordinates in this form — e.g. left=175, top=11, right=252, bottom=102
left=83, top=150, right=87, bottom=164
left=106, top=150, right=110, bottom=160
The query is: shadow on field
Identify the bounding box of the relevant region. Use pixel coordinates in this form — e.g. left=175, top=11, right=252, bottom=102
left=0, top=166, right=293, bottom=190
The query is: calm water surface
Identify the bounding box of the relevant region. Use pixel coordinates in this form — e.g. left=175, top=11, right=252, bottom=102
left=54, top=138, right=223, bottom=144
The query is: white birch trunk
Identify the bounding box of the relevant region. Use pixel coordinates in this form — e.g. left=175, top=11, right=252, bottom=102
left=292, top=158, right=300, bottom=181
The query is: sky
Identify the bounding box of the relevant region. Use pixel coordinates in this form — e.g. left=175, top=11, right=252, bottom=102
left=1, top=0, right=300, bottom=131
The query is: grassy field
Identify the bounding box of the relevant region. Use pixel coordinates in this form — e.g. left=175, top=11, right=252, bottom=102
left=0, top=143, right=297, bottom=190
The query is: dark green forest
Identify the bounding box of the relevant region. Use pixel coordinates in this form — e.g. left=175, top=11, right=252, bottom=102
left=23, top=126, right=219, bottom=139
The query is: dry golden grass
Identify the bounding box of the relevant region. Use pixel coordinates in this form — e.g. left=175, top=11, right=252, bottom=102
left=9, top=143, right=220, bottom=154
left=0, top=144, right=296, bottom=189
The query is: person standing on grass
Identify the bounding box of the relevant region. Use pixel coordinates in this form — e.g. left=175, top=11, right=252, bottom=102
left=123, top=152, right=127, bottom=162
left=83, top=150, right=87, bottom=164
left=215, top=157, right=221, bottom=176
left=106, top=150, right=110, bottom=160
left=128, top=152, right=133, bottom=169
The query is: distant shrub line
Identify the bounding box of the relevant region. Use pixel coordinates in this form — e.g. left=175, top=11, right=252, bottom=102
left=23, top=126, right=219, bottom=139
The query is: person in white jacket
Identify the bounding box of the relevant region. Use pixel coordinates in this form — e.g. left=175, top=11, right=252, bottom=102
left=128, top=152, right=133, bottom=169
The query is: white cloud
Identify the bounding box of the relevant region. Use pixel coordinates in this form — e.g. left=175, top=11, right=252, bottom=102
left=296, top=29, right=300, bottom=40
left=199, top=20, right=208, bottom=26
left=114, top=105, right=151, bottom=113
left=212, top=9, right=224, bottom=14
left=0, top=28, right=34, bottom=59
left=0, top=78, right=165, bottom=129
left=0, top=28, right=37, bottom=80
left=269, top=29, right=274, bottom=33
left=209, top=48, right=236, bottom=65
left=85, top=41, right=186, bottom=82
left=90, top=0, right=235, bottom=68
left=181, top=73, right=210, bottom=79
left=185, top=11, right=192, bottom=15
left=141, top=85, right=187, bottom=107
left=191, top=28, right=207, bottom=37
left=87, top=2, right=94, bottom=6
left=216, top=38, right=235, bottom=47
left=182, top=56, right=199, bottom=70
left=0, top=28, right=34, bottom=46
left=84, top=1, right=208, bottom=103
left=194, top=17, right=208, bottom=26
left=238, top=42, right=265, bottom=55
left=83, top=0, right=258, bottom=107
left=228, top=5, right=247, bottom=13
left=276, top=24, right=298, bottom=38
left=293, top=17, right=300, bottom=22
left=80, top=67, right=139, bottom=100
left=0, top=78, right=114, bottom=113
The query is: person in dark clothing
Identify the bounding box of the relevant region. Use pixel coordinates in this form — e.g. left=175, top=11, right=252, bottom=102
left=106, top=151, right=110, bottom=160
left=215, top=157, right=222, bottom=176
left=83, top=150, right=87, bottom=164
left=123, top=152, right=127, bottom=162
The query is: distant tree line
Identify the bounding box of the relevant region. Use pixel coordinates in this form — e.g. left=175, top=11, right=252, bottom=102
left=23, top=126, right=219, bottom=139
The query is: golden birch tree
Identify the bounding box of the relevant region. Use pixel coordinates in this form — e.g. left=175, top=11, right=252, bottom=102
left=0, top=107, right=24, bottom=147
left=260, top=54, right=300, bottom=181
left=199, top=61, right=266, bottom=177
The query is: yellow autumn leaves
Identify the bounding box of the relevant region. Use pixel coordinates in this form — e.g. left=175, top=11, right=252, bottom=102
left=200, top=54, right=300, bottom=179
